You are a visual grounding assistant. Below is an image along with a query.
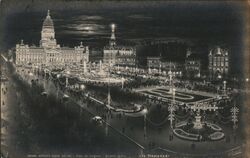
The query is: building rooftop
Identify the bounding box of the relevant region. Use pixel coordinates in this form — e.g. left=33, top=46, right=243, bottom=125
left=146, top=56, right=161, bottom=60
left=210, top=46, right=228, bottom=56
left=104, top=45, right=135, bottom=50
left=186, top=53, right=201, bottom=60
left=42, top=10, right=54, bottom=29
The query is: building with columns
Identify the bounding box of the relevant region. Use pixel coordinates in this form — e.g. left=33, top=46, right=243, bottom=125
left=208, top=46, right=229, bottom=79
left=103, top=24, right=136, bottom=67
left=15, top=10, right=89, bottom=68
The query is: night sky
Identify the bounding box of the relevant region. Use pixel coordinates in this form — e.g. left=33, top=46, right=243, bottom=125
left=0, top=0, right=248, bottom=74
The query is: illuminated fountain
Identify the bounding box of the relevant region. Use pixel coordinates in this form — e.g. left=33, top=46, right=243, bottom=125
left=79, top=60, right=126, bottom=84
left=173, top=102, right=225, bottom=141
left=98, top=60, right=106, bottom=77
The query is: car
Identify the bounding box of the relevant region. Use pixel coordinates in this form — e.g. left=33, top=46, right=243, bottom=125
left=41, top=91, right=48, bottom=96
left=91, top=116, right=103, bottom=125
left=62, top=94, right=70, bottom=101
left=63, top=94, right=69, bottom=98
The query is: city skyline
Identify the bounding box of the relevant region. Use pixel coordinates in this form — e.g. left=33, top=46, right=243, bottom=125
left=1, top=1, right=249, bottom=158
left=1, top=1, right=247, bottom=75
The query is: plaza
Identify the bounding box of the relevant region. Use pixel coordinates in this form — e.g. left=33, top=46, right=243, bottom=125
left=7, top=43, right=246, bottom=156
left=136, top=87, right=215, bottom=104
left=1, top=4, right=249, bottom=157
left=9, top=61, right=244, bottom=155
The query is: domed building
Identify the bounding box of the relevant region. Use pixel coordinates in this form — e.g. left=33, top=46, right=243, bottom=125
left=15, top=10, right=89, bottom=68
left=40, top=10, right=57, bottom=48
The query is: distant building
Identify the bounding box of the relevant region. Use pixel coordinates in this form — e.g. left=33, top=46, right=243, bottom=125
left=147, top=57, right=183, bottom=76
left=89, top=48, right=103, bottom=63
left=15, top=10, right=89, bottom=68
left=161, top=61, right=183, bottom=76
left=146, top=57, right=161, bottom=70
left=103, top=24, right=136, bottom=67
left=208, top=46, right=229, bottom=79
left=185, top=49, right=201, bottom=78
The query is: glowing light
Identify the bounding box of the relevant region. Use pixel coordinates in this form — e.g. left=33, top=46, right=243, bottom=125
left=111, top=23, right=116, bottom=29
left=83, top=26, right=93, bottom=31
left=80, top=84, right=85, bottom=90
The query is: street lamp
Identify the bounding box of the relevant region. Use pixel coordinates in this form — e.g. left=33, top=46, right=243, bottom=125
left=173, top=88, right=176, bottom=97
left=223, top=80, right=227, bottom=95
left=121, top=77, right=125, bottom=89
left=168, top=88, right=176, bottom=129
left=80, top=84, right=85, bottom=90
left=197, top=71, right=201, bottom=78
left=218, top=74, right=222, bottom=79
left=66, top=71, right=70, bottom=88
left=245, top=78, right=249, bottom=92
left=144, top=113, right=147, bottom=140
left=231, top=104, right=239, bottom=143
left=56, top=74, right=61, bottom=99
left=111, top=23, right=116, bottom=31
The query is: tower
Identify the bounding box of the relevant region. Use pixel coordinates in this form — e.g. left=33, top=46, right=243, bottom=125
left=186, top=48, right=192, bottom=58
left=208, top=46, right=229, bottom=79
left=208, top=50, right=213, bottom=79
left=109, top=24, right=116, bottom=46
left=40, top=10, right=57, bottom=48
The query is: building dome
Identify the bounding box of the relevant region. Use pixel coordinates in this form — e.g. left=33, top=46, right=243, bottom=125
left=42, top=10, right=54, bottom=29
left=40, top=10, right=57, bottom=48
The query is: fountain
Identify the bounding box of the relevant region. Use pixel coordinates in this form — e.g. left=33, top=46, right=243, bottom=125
left=193, top=112, right=203, bottom=129
left=98, top=60, right=106, bottom=77
left=173, top=102, right=225, bottom=141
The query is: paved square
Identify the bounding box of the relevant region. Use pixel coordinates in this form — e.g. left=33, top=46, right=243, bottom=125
left=137, top=87, right=215, bottom=104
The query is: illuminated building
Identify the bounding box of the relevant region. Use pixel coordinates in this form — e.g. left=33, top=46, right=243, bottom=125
left=208, top=46, right=229, bottom=79
left=103, top=24, right=136, bottom=67
left=15, top=10, right=89, bottom=68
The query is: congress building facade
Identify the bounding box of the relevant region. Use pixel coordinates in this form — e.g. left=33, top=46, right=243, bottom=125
left=15, top=10, right=89, bottom=68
